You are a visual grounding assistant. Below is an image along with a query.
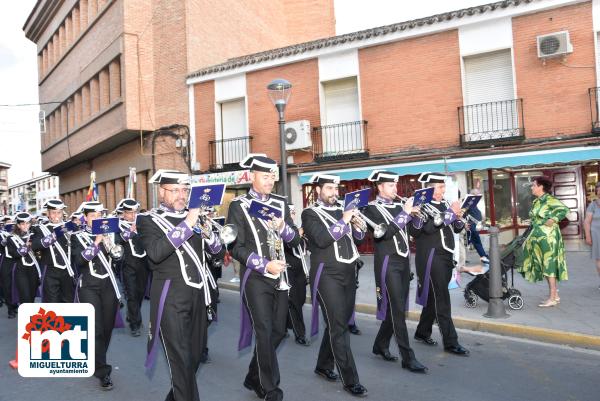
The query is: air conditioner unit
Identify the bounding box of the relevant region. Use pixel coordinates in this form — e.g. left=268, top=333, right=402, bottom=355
left=284, top=120, right=312, bottom=150
left=537, top=31, right=573, bottom=59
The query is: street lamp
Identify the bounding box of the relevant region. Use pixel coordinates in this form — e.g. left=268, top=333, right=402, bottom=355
left=267, top=78, right=292, bottom=199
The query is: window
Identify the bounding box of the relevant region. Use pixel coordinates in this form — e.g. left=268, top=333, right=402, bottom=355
left=462, top=49, right=518, bottom=141
left=216, top=98, right=248, bottom=166
left=321, top=77, right=363, bottom=154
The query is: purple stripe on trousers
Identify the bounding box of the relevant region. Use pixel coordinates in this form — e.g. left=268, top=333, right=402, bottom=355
left=348, top=310, right=356, bottom=326
left=11, top=263, right=18, bottom=305
left=238, top=268, right=253, bottom=351
left=376, top=255, right=390, bottom=321
left=38, top=265, right=48, bottom=301
left=145, top=279, right=171, bottom=374
left=416, top=248, right=435, bottom=307
left=74, top=278, right=80, bottom=303
left=114, top=308, right=125, bottom=329
left=310, top=263, right=325, bottom=337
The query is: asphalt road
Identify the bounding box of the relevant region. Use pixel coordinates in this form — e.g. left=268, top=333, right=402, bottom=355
left=0, top=289, right=597, bottom=401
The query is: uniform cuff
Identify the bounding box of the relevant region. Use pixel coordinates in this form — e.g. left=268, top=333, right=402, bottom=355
left=412, top=216, right=424, bottom=229
left=82, top=244, right=99, bottom=261
left=393, top=211, right=412, bottom=229
left=167, top=220, right=193, bottom=249
left=328, top=219, right=350, bottom=241
left=246, top=252, right=268, bottom=275
left=443, top=209, right=458, bottom=225
left=41, top=234, right=56, bottom=248
left=353, top=227, right=365, bottom=240
left=120, top=230, right=133, bottom=241
left=279, top=223, right=296, bottom=243
left=18, top=246, right=29, bottom=256
left=205, top=232, right=223, bottom=254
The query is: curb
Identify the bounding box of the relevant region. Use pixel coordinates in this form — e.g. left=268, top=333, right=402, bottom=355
left=219, top=283, right=600, bottom=350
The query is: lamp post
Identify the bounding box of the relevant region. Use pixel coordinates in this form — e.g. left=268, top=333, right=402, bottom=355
left=267, top=78, right=292, bottom=199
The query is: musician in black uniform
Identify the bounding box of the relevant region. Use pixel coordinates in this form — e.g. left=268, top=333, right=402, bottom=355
left=7, top=212, right=41, bottom=305
left=0, top=216, right=17, bottom=318
left=137, top=170, right=224, bottom=401
left=301, top=174, right=368, bottom=398
left=115, top=198, right=148, bottom=337
left=227, top=154, right=301, bottom=401
left=71, top=201, right=122, bottom=390
left=284, top=204, right=310, bottom=346
left=412, top=173, right=470, bottom=356
left=362, top=171, right=427, bottom=373
left=31, top=199, right=75, bottom=303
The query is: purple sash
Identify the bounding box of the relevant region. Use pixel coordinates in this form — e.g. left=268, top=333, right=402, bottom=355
left=238, top=269, right=253, bottom=351
left=376, top=255, right=390, bottom=320
left=310, top=263, right=325, bottom=337
left=145, top=280, right=171, bottom=374
left=416, top=249, right=435, bottom=306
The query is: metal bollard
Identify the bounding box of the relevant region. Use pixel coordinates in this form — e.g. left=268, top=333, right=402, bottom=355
left=484, top=226, right=509, bottom=319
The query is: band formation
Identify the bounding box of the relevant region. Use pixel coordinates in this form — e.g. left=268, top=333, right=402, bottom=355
left=0, top=153, right=476, bottom=401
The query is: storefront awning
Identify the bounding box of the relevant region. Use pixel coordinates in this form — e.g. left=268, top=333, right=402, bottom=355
left=298, top=145, right=600, bottom=184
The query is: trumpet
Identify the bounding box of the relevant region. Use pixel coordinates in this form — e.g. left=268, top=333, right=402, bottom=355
left=421, top=203, right=445, bottom=227
left=196, top=208, right=238, bottom=245
left=350, top=209, right=387, bottom=239
left=102, top=233, right=124, bottom=260
left=266, top=219, right=291, bottom=291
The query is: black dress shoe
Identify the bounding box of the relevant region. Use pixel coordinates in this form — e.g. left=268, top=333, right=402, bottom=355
left=265, top=388, right=284, bottom=401
left=372, top=347, right=398, bottom=362
left=295, top=336, right=310, bottom=346
left=349, top=325, right=361, bottom=335
left=131, top=328, right=141, bottom=337
left=314, top=367, right=338, bottom=382
left=414, top=334, right=438, bottom=346
left=100, top=375, right=113, bottom=391
left=243, top=377, right=266, bottom=399
left=344, top=384, right=368, bottom=397
left=402, top=359, right=428, bottom=373
left=444, top=344, right=470, bottom=356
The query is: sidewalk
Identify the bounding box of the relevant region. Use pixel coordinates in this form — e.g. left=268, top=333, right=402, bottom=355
left=218, top=248, right=600, bottom=349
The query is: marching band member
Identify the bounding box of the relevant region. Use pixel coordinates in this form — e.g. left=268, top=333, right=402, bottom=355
left=227, top=154, right=301, bottom=401
left=71, top=201, right=122, bottom=390
left=0, top=215, right=17, bottom=317
left=31, top=199, right=75, bottom=303
left=137, top=170, right=224, bottom=401
left=412, top=173, right=469, bottom=356
left=7, top=212, right=41, bottom=305
left=301, top=174, right=368, bottom=398
left=115, top=198, right=148, bottom=337
left=362, top=171, right=427, bottom=373
left=285, top=204, right=310, bottom=346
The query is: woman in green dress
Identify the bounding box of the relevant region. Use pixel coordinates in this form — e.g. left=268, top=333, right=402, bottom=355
left=520, top=176, right=569, bottom=307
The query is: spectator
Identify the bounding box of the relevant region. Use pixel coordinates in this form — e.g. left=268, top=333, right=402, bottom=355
left=583, top=182, right=600, bottom=291
left=519, top=176, right=569, bottom=307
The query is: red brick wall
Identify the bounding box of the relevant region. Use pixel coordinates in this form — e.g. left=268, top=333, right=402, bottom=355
left=245, top=59, right=321, bottom=164
left=513, top=1, right=596, bottom=139
left=195, top=81, right=215, bottom=171
left=359, top=29, right=464, bottom=154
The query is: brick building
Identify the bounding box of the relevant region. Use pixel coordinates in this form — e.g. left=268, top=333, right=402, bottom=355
left=188, top=0, right=600, bottom=247
left=23, top=0, right=335, bottom=212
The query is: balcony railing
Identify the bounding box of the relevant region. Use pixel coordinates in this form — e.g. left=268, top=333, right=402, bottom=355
left=208, top=135, right=253, bottom=171
left=588, top=87, right=600, bottom=134
left=312, top=120, right=369, bottom=163
left=458, top=99, right=525, bottom=147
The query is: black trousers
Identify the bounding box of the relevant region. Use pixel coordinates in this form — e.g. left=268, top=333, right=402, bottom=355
left=0, top=258, right=17, bottom=314
left=122, top=260, right=148, bottom=330
left=43, top=266, right=74, bottom=303
left=373, top=254, right=416, bottom=362
left=243, top=274, right=288, bottom=394
left=286, top=262, right=307, bottom=338
left=415, top=251, right=458, bottom=347
left=313, top=269, right=359, bottom=386
left=15, top=264, right=39, bottom=304
left=150, top=278, right=207, bottom=401
left=78, top=275, right=118, bottom=379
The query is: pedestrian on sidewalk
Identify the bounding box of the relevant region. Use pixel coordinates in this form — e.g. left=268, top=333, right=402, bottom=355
left=583, top=181, right=600, bottom=291
left=520, top=176, right=569, bottom=307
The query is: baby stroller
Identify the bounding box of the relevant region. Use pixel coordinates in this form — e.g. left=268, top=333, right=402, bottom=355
left=463, top=228, right=531, bottom=310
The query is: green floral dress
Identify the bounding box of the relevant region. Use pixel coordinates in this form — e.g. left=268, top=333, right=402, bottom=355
left=519, top=193, right=569, bottom=283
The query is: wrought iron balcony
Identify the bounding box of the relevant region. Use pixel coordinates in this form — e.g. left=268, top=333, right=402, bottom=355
left=458, top=99, right=525, bottom=148
left=588, top=87, right=600, bottom=134
left=311, top=120, right=369, bottom=163
left=208, top=135, right=253, bottom=171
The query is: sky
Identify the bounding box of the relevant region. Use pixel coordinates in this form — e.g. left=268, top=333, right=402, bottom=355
left=0, top=0, right=485, bottom=185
